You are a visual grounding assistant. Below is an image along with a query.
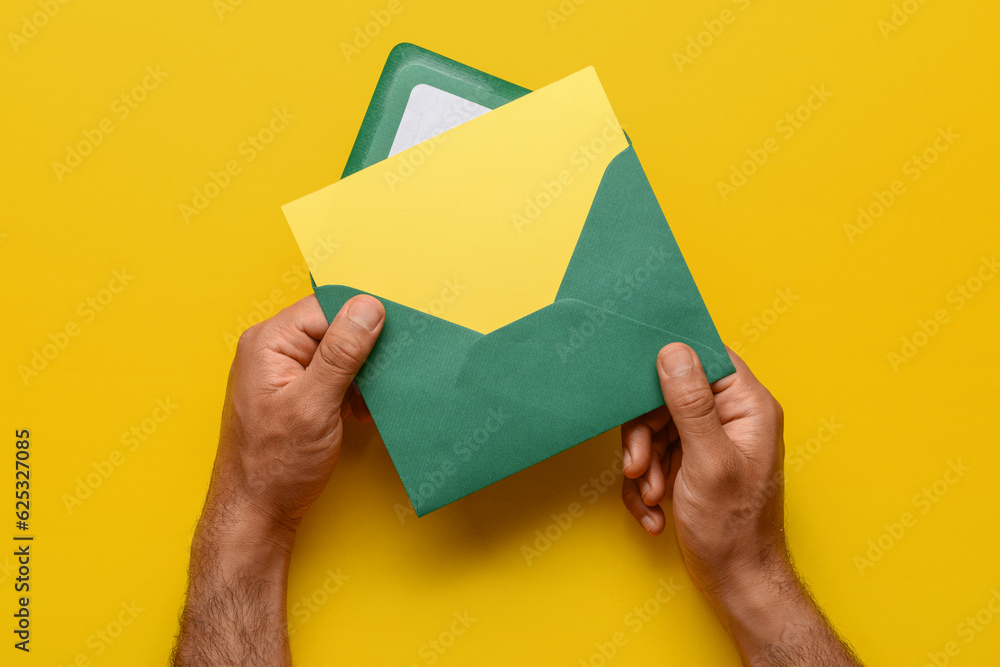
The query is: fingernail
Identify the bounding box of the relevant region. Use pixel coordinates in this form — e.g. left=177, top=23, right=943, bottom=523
left=623, top=450, right=632, bottom=470
left=347, top=297, right=383, bottom=331
left=641, top=515, right=655, bottom=532
left=639, top=478, right=651, bottom=499
left=659, top=345, right=693, bottom=377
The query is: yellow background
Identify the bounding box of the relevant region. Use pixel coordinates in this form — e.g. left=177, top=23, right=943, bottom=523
left=1, top=0, right=997, bottom=664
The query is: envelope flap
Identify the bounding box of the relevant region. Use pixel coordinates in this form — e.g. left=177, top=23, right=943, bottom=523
left=315, top=284, right=732, bottom=516
left=556, top=145, right=732, bottom=380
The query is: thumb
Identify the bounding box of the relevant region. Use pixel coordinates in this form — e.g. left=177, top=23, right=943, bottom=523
left=303, top=295, right=384, bottom=409
left=656, top=343, right=734, bottom=472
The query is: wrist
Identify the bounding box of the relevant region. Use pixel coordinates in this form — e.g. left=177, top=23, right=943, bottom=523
left=193, top=487, right=297, bottom=585
left=700, top=545, right=814, bottom=658
left=210, top=440, right=305, bottom=540
left=689, top=539, right=860, bottom=665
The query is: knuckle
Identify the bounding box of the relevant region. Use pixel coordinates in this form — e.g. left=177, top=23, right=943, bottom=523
left=751, top=389, right=784, bottom=431
left=672, top=384, right=716, bottom=421
left=234, top=326, right=265, bottom=366
left=319, top=333, right=367, bottom=374
left=770, top=396, right=784, bottom=427
left=752, top=383, right=781, bottom=415
left=237, top=324, right=260, bottom=350
left=739, top=381, right=783, bottom=426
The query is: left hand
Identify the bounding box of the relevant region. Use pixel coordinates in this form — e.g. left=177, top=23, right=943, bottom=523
left=209, top=293, right=384, bottom=537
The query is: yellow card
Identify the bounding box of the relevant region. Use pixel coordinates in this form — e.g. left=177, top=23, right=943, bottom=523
left=282, top=67, right=628, bottom=334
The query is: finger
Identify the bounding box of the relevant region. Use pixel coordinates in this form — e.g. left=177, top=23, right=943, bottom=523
left=631, top=405, right=671, bottom=432
left=665, top=420, right=680, bottom=450
left=622, top=476, right=666, bottom=535
left=239, top=296, right=331, bottom=370
left=299, top=295, right=385, bottom=412
left=639, top=428, right=670, bottom=506
left=348, top=383, right=373, bottom=423
left=621, top=406, right=670, bottom=478
left=280, top=295, right=333, bottom=340
left=249, top=294, right=330, bottom=340
left=712, top=346, right=783, bottom=439
left=711, top=345, right=769, bottom=396
left=639, top=454, right=666, bottom=507
left=664, top=444, right=681, bottom=499
left=621, top=421, right=651, bottom=479
left=657, top=343, right=739, bottom=472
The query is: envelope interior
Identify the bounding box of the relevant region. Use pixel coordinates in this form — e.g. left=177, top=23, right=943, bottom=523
left=283, top=67, right=629, bottom=334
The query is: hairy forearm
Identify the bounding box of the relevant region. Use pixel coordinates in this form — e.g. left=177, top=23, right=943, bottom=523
left=173, top=489, right=295, bottom=667
left=710, top=553, right=862, bottom=667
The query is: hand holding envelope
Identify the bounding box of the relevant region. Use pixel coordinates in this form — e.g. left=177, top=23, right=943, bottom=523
left=283, top=67, right=734, bottom=516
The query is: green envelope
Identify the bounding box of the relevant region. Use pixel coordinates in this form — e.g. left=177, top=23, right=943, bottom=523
left=340, top=43, right=530, bottom=179
left=286, top=54, right=734, bottom=517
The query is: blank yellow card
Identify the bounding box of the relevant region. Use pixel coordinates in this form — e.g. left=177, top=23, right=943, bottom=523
left=282, top=67, right=628, bottom=334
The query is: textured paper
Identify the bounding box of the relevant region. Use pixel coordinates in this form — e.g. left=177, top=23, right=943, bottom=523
left=340, top=43, right=530, bottom=178
left=283, top=68, right=734, bottom=515
left=388, top=84, right=490, bottom=157
left=285, top=68, right=628, bottom=335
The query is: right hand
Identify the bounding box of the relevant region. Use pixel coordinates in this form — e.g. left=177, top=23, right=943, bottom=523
left=620, top=343, right=787, bottom=597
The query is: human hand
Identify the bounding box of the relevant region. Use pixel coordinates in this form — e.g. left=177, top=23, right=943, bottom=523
left=173, top=294, right=384, bottom=667
left=620, top=344, right=861, bottom=665
left=212, top=293, right=384, bottom=535
left=621, top=343, right=786, bottom=594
